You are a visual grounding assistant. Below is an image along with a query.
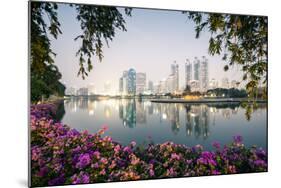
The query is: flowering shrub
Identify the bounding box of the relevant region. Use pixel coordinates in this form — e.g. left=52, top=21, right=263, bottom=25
left=31, top=104, right=267, bottom=187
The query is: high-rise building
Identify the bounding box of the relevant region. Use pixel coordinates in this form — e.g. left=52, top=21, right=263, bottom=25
left=127, top=68, right=136, bottom=95
left=200, top=56, right=209, bottom=92
left=148, top=80, right=153, bottom=93
left=65, top=87, right=76, bottom=96
left=209, top=78, right=218, bottom=90
left=88, top=83, right=96, bottom=95
left=119, top=77, right=123, bottom=94
left=166, top=74, right=175, bottom=93
left=159, top=79, right=167, bottom=94
left=193, top=57, right=200, bottom=81
left=119, top=71, right=129, bottom=95
left=77, top=87, right=88, bottom=96
left=185, top=59, right=192, bottom=87
left=221, top=77, right=229, bottom=89
left=171, top=61, right=179, bottom=92
left=136, top=72, right=146, bottom=94
left=104, top=81, right=111, bottom=95
left=189, top=80, right=200, bottom=92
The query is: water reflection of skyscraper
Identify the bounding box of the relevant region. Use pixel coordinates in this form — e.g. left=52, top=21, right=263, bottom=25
left=118, top=99, right=136, bottom=128
left=136, top=101, right=146, bottom=124
left=169, top=104, right=180, bottom=135
left=77, top=98, right=88, bottom=110
left=156, top=103, right=180, bottom=135
left=184, top=105, right=210, bottom=139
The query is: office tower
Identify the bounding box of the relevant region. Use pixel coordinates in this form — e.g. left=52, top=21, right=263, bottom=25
left=65, top=87, right=76, bottom=96
left=200, top=56, right=209, bottom=92
left=171, top=61, right=179, bottom=92
left=119, top=71, right=129, bottom=95
left=127, top=68, right=136, bottom=95
left=148, top=80, right=153, bottom=93
left=136, top=72, right=146, bottom=94
left=166, top=74, right=175, bottom=93
left=221, top=77, right=229, bottom=89
left=189, top=80, right=200, bottom=92
left=209, top=78, right=218, bottom=90
left=119, top=77, right=123, bottom=94
left=193, top=57, right=200, bottom=81
left=104, top=81, right=111, bottom=95
left=77, top=87, right=88, bottom=96
left=185, top=59, right=192, bottom=87
left=87, top=83, right=95, bottom=95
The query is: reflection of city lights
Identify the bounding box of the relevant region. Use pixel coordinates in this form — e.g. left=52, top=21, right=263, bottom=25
left=105, top=110, right=110, bottom=118
left=89, top=109, right=94, bottom=116
left=162, top=113, right=167, bottom=120
left=190, top=112, right=198, bottom=117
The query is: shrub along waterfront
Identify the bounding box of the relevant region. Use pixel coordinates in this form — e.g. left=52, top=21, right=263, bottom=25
left=31, top=103, right=267, bottom=187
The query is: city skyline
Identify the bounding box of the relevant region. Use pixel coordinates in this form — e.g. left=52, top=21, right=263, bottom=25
left=65, top=60, right=242, bottom=96
left=51, top=5, right=244, bottom=94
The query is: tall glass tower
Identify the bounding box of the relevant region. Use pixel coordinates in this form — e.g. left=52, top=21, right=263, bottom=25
left=200, top=56, right=209, bottom=92
left=127, top=68, right=136, bottom=95
left=171, top=61, right=179, bottom=92
left=193, top=57, right=200, bottom=81
left=185, top=59, right=192, bottom=87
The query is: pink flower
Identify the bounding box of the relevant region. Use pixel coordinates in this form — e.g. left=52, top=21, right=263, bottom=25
left=100, top=169, right=106, bottom=175
left=102, top=125, right=109, bottom=131
left=171, top=153, right=180, bottom=160
left=114, top=145, right=121, bottom=153
left=130, top=141, right=137, bottom=147
left=149, top=169, right=155, bottom=176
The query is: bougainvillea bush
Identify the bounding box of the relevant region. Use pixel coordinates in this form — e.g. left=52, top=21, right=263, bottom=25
left=30, top=104, right=267, bottom=187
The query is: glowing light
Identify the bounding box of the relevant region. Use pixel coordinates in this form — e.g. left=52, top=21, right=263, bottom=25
left=89, top=109, right=94, bottom=115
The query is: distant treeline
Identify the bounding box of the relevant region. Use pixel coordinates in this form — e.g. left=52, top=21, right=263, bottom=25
left=206, top=88, right=248, bottom=98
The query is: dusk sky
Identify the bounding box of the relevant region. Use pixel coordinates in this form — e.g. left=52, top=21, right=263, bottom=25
left=50, top=3, right=243, bottom=94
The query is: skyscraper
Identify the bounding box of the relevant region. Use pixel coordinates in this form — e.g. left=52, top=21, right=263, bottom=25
left=200, top=56, right=209, bottom=92
left=193, top=57, right=200, bottom=81
left=127, top=68, right=136, bottom=95
left=209, top=78, right=218, bottom=90
left=221, top=77, right=229, bottom=89
left=136, top=72, right=146, bottom=94
left=104, top=81, right=111, bottom=95
left=119, top=77, right=123, bottom=94
left=119, top=71, right=128, bottom=95
left=148, top=80, right=153, bottom=93
left=88, top=83, right=96, bottom=95
left=171, top=61, right=179, bottom=92
left=185, top=59, right=192, bottom=87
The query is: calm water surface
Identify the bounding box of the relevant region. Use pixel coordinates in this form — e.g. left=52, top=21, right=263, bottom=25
left=61, top=98, right=267, bottom=150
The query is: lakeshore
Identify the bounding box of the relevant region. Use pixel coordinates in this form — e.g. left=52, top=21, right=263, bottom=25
left=150, top=98, right=267, bottom=104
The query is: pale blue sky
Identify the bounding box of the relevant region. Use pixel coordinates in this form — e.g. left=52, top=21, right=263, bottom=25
left=50, top=3, right=243, bottom=93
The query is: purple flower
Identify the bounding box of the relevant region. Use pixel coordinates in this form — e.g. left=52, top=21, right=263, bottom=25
left=211, top=170, right=221, bottom=175
left=80, top=173, right=90, bottom=183
left=212, top=141, right=220, bottom=149
left=123, top=146, right=131, bottom=153
left=48, top=174, right=65, bottom=186
left=233, top=135, right=243, bottom=144
left=254, top=159, right=267, bottom=167
left=76, top=153, right=91, bottom=169
left=71, top=172, right=90, bottom=184
left=130, top=141, right=137, bottom=147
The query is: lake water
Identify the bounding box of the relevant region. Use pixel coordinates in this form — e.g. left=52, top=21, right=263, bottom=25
left=61, top=98, right=267, bottom=150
